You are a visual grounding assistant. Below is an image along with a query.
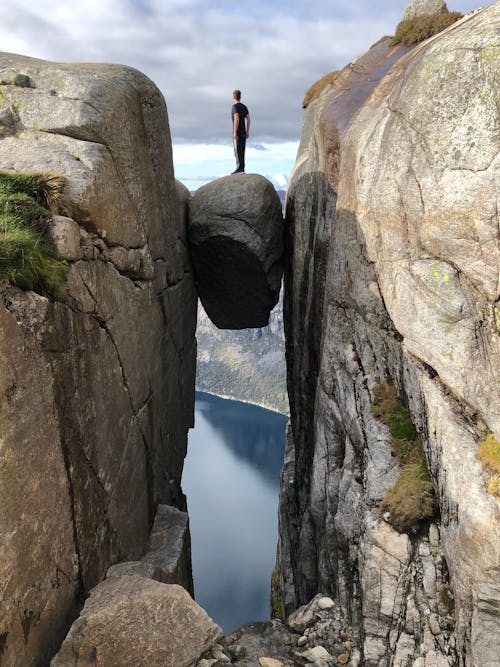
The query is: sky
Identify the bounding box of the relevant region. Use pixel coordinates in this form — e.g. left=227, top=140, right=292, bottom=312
left=0, top=0, right=482, bottom=189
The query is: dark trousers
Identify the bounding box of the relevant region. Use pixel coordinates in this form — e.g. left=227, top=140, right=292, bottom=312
left=234, top=135, right=246, bottom=171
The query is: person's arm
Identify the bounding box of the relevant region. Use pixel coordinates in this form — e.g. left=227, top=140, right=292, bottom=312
left=246, top=113, right=251, bottom=139
left=233, top=113, right=239, bottom=139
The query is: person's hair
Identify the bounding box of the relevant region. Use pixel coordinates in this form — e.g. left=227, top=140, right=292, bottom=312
left=233, top=90, right=241, bottom=100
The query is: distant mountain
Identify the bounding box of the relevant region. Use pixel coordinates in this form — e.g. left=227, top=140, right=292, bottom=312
left=195, top=293, right=288, bottom=415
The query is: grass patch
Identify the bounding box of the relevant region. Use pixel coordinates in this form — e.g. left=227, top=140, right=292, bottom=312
left=477, top=433, right=500, bottom=498
left=390, top=12, right=463, bottom=46
left=0, top=171, right=68, bottom=298
left=302, top=70, right=339, bottom=108
left=372, top=381, right=437, bottom=533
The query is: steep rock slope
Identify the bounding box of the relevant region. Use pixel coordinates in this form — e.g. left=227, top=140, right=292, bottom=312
left=0, top=54, right=197, bottom=666
left=280, top=6, right=499, bottom=667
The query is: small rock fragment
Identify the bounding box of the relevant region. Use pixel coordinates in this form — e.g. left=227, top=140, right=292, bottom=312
left=259, top=659, right=286, bottom=667
left=338, top=653, right=350, bottom=664
left=300, top=645, right=333, bottom=662
left=317, top=597, right=335, bottom=611
left=47, top=215, right=82, bottom=261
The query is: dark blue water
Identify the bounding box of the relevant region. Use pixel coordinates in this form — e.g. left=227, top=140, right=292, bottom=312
left=182, top=392, right=287, bottom=633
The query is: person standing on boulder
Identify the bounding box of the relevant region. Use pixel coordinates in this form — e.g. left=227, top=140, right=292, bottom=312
left=231, top=90, right=250, bottom=174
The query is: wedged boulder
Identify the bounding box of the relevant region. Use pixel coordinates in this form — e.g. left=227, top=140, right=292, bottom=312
left=51, top=576, right=222, bottom=667
left=189, top=174, right=284, bottom=329
left=105, top=504, right=192, bottom=590
left=140, top=504, right=193, bottom=593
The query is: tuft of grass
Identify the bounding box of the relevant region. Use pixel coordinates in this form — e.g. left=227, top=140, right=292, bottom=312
left=390, top=12, right=463, bottom=46
left=372, top=381, right=437, bottom=533
left=0, top=171, right=68, bottom=298
left=372, top=382, right=418, bottom=461
left=477, top=434, right=500, bottom=498
left=370, top=35, right=393, bottom=49
left=379, top=461, right=437, bottom=533
left=303, top=70, right=339, bottom=109
left=0, top=171, right=66, bottom=213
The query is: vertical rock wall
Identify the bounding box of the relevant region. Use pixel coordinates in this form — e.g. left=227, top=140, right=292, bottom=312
left=0, top=54, right=197, bottom=666
left=281, top=6, right=499, bottom=667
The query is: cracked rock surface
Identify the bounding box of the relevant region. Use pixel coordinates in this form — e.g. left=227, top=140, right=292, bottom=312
left=51, top=578, right=222, bottom=667
left=280, top=6, right=499, bottom=667
left=189, top=174, right=284, bottom=329
left=0, top=53, right=197, bottom=666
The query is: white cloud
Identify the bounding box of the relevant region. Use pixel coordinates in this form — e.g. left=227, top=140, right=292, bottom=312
left=0, top=0, right=484, bottom=186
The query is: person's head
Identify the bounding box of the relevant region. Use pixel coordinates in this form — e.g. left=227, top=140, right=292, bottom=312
left=233, top=89, right=241, bottom=101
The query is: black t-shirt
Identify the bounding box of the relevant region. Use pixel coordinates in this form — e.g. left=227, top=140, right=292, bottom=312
left=231, top=102, right=249, bottom=138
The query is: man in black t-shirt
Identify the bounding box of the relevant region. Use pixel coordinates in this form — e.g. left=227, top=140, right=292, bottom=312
left=231, top=90, right=250, bottom=174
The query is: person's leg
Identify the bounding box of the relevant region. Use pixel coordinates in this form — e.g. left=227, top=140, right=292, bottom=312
left=237, top=136, right=246, bottom=172
left=233, top=138, right=241, bottom=172
left=233, top=139, right=240, bottom=174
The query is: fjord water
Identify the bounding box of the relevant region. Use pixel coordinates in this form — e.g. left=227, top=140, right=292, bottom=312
left=182, top=392, right=287, bottom=633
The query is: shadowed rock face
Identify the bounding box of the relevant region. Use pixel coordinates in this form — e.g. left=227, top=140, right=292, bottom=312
left=0, top=53, right=197, bottom=666
left=280, top=5, right=499, bottom=667
left=189, top=174, right=284, bottom=329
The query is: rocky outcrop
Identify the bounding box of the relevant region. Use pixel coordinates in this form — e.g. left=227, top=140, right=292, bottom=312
left=51, top=577, right=222, bottom=667
left=196, top=594, right=357, bottom=666
left=189, top=174, right=284, bottom=329
left=0, top=53, right=197, bottom=665
left=403, top=0, right=448, bottom=21
left=280, top=5, right=499, bottom=667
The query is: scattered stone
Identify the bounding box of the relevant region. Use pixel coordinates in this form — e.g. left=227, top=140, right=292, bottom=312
left=299, top=645, right=333, bottom=663
left=189, top=174, right=284, bottom=329
left=402, top=0, right=448, bottom=21
left=47, top=215, right=82, bottom=261
left=337, top=654, right=350, bottom=664
left=259, top=659, right=286, bottom=667
left=347, top=649, right=361, bottom=667
left=317, top=597, right=335, bottom=611
left=212, top=650, right=231, bottom=663
left=298, top=636, right=308, bottom=647
left=228, top=644, right=247, bottom=660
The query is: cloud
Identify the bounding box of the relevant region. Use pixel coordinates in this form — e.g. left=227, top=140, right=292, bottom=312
left=0, top=0, right=482, bottom=148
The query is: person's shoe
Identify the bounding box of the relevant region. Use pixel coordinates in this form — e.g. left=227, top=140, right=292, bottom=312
left=231, top=169, right=244, bottom=174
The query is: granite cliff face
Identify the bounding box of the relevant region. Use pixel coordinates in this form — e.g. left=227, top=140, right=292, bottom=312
left=0, top=54, right=197, bottom=666
left=280, top=5, right=499, bottom=667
